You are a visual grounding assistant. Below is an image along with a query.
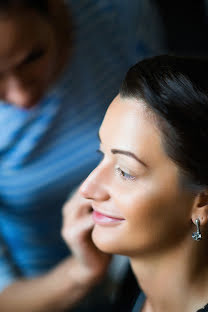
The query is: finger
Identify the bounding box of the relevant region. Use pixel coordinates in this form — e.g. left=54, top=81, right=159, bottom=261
left=62, top=214, right=94, bottom=247
left=62, top=202, right=93, bottom=230
left=62, top=192, right=92, bottom=219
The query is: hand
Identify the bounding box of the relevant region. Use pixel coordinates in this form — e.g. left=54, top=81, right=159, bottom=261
left=62, top=187, right=111, bottom=287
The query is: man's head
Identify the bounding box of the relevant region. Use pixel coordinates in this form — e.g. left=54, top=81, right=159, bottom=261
left=0, top=0, right=60, bottom=109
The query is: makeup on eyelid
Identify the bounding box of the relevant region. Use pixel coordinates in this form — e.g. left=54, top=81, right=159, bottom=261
left=115, top=166, right=136, bottom=180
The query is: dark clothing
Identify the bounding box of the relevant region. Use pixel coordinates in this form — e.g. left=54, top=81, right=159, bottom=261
left=113, top=264, right=139, bottom=312
left=197, top=304, right=208, bottom=312
left=131, top=292, right=145, bottom=312
left=132, top=293, right=208, bottom=312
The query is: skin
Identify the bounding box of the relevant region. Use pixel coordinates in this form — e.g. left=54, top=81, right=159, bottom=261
left=0, top=2, right=71, bottom=109
left=80, top=95, right=208, bottom=312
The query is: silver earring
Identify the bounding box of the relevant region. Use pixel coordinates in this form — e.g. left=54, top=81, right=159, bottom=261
left=192, top=218, right=202, bottom=241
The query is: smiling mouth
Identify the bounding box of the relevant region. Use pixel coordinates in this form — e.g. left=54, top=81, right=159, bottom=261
left=92, top=210, right=125, bottom=226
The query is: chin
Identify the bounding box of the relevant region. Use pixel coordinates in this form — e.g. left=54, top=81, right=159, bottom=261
left=91, top=224, right=127, bottom=255
left=92, top=224, right=154, bottom=258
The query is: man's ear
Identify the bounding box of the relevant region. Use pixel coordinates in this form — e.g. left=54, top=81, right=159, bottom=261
left=191, top=189, right=208, bottom=226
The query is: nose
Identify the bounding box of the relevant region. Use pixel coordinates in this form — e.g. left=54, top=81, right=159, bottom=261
left=4, top=75, right=36, bottom=108
left=80, top=164, right=110, bottom=202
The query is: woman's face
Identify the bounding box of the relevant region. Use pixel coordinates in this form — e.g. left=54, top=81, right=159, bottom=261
left=80, top=95, right=196, bottom=257
left=0, top=9, right=58, bottom=109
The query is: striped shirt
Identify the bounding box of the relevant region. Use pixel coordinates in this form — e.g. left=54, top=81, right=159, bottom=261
left=0, top=0, right=165, bottom=291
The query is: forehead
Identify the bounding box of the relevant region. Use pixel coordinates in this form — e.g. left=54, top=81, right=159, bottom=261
left=100, top=95, right=169, bottom=166
left=0, top=10, right=47, bottom=67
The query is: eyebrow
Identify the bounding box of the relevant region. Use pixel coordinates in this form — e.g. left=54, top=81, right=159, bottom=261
left=111, top=149, right=148, bottom=167
left=98, top=133, right=148, bottom=167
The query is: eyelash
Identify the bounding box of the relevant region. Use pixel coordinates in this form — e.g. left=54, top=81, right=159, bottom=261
left=115, top=166, right=136, bottom=181
left=23, top=49, right=45, bottom=65
left=97, top=149, right=136, bottom=181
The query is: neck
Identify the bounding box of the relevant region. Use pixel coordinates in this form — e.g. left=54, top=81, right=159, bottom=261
left=130, top=237, right=208, bottom=312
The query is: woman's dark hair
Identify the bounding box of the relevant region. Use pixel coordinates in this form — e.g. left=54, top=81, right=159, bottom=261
left=120, top=55, right=208, bottom=189
left=0, top=0, right=49, bottom=15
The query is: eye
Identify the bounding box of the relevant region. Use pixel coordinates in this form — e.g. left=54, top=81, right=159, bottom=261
left=115, top=167, right=136, bottom=181
left=22, top=49, right=45, bottom=66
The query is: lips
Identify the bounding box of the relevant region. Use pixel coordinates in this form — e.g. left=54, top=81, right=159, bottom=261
left=92, top=209, right=125, bottom=225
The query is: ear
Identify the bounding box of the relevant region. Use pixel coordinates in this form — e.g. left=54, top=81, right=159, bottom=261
left=191, top=189, right=208, bottom=227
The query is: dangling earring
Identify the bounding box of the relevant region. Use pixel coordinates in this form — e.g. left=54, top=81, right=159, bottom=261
left=192, top=218, right=202, bottom=241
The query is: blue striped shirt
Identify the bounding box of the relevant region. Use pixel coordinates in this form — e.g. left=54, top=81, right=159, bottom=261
left=0, top=0, right=165, bottom=291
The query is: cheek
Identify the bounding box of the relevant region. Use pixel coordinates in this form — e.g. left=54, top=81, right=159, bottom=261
left=115, top=180, right=188, bottom=241
left=113, top=179, right=165, bottom=220
left=92, top=172, right=193, bottom=256
left=37, top=51, right=56, bottom=77
left=28, top=40, right=57, bottom=83
left=22, top=55, right=56, bottom=90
